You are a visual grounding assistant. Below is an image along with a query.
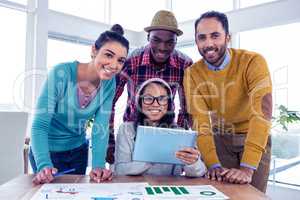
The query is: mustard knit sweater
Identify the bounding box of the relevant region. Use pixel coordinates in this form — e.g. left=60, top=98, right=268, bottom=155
left=184, top=48, right=272, bottom=168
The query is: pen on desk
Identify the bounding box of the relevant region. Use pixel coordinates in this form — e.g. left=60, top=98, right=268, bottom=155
left=53, top=168, right=76, bottom=177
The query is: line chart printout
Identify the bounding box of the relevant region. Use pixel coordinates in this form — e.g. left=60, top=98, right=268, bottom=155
left=30, top=182, right=148, bottom=200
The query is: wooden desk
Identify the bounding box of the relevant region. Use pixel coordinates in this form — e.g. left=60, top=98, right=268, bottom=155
left=0, top=175, right=270, bottom=200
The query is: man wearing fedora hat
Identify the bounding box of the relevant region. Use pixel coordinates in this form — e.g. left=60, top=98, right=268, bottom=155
left=106, top=10, right=193, bottom=164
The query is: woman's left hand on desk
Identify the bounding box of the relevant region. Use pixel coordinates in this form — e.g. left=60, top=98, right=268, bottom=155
left=32, top=167, right=58, bottom=185
left=89, top=168, right=113, bottom=183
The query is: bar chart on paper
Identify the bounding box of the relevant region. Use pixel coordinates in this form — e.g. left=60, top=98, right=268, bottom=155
left=30, top=183, right=228, bottom=200
left=144, top=185, right=229, bottom=200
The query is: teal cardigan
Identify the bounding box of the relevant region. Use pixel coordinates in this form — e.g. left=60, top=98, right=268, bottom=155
left=31, top=61, right=115, bottom=172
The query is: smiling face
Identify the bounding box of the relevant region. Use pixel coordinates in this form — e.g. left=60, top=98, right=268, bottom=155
left=141, top=83, right=169, bottom=123
left=92, top=41, right=127, bottom=80
left=148, top=30, right=177, bottom=64
left=195, top=17, right=230, bottom=66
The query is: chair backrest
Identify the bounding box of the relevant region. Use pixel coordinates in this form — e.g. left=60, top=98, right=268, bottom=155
left=0, top=112, right=28, bottom=184
left=23, top=137, right=30, bottom=174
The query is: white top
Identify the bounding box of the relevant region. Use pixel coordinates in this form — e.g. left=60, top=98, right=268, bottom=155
left=115, top=122, right=207, bottom=177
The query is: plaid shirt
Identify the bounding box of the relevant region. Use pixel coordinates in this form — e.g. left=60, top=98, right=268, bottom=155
left=110, top=45, right=193, bottom=129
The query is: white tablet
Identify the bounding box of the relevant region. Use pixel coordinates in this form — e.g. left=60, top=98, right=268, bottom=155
left=133, top=126, right=197, bottom=165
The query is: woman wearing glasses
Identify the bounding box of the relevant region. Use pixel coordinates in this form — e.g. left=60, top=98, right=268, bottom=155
left=115, top=78, right=206, bottom=176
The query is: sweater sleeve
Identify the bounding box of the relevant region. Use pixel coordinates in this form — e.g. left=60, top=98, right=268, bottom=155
left=91, top=79, right=115, bottom=168
left=183, top=156, right=207, bottom=177
left=183, top=68, right=220, bottom=168
left=242, top=54, right=272, bottom=168
left=31, top=67, right=60, bottom=172
left=115, top=123, right=152, bottom=175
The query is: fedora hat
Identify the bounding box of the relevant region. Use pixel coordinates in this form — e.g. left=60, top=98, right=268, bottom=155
left=144, top=10, right=183, bottom=36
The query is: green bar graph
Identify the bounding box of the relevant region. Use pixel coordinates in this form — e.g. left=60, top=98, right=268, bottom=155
left=162, top=186, right=170, bottom=192
left=170, top=187, right=181, bottom=195
left=145, top=187, right=154, bottom=195
left=146, top=186, right=190, bottom=196
left=178, top=187, right=189, bottom=194
left=153, top=187, right=163, bottom=194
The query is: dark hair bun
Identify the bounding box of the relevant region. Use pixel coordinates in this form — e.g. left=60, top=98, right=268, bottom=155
left=94, top=24, right=129, bottom=51
left=110, top=24, right=124, bottom=36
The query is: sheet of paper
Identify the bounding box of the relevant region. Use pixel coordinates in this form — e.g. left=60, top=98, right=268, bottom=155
left=30, top=182, right=149, bottom=200
left=31, top=183, right=229, bottom=200
left=144, top=185, right=229, bottom=200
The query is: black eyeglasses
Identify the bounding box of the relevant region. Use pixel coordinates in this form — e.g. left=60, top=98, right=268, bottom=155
left=141, top=95, right=169, bottom=106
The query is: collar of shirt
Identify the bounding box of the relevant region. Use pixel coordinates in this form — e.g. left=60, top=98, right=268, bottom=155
left=141, top=45, right=178, bottom=68
left=205, top=49, right=231, bottom=71
left=77, top=81, right=101, bottom=108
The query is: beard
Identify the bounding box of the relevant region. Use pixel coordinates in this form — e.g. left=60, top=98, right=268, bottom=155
left=199, top=43, right=227, bottom=66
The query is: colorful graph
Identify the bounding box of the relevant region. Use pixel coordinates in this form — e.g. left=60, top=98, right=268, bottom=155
left=30, top=183, right=147, bottom=200
left=145, top=186, right=190, bottom=195
left=30, top=183, right=228, bottom=200
left=144, top=185, right=228, bottom=199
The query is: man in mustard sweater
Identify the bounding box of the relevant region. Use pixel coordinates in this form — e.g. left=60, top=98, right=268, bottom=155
left=184, top=11, right=272, bottom=193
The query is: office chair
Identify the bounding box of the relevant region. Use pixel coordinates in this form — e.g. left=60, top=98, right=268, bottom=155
left=23, top=137, right=30, bottom=174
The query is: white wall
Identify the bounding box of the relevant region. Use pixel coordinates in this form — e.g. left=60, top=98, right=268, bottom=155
left=177, top=0, right=300, bottom=45
left=0, top=112, right=28, bottom=184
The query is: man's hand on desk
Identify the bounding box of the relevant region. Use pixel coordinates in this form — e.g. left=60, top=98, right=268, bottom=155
left=206, top=166, right=254, bottom=184
left=32, top=167, right=57, bottom=185
left=89, top=168, right=113, bottom=183
left=206, top=167, right=229, bottom=182
left=221, top=166, right=254, bottom=184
